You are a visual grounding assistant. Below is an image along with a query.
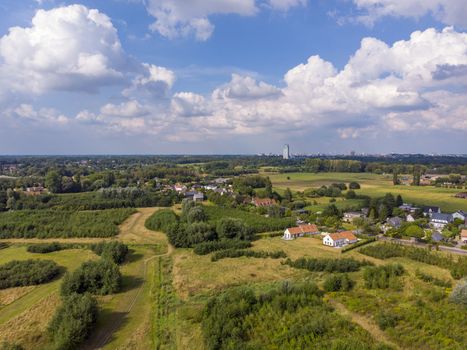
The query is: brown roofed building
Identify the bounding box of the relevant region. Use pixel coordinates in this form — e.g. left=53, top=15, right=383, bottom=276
left=461, top=229, right=467, bottom=244
left=252, top=197, right=277, bottom=207
left=283, top=224, right=319, bottom=240
left=323, top=231, right=358, bottom=247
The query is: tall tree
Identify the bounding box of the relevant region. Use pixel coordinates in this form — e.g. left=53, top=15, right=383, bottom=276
left=45, top=171, right=62, bottom=193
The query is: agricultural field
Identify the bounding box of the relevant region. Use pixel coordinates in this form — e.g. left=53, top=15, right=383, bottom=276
left=267, top=172, right=467, bottom=212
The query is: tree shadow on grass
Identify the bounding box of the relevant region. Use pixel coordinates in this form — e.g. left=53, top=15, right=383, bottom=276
left=123, top=249, right=144, bottom=264
left=82, top=310, right=129, bottom=350
left=119, top=274, right=144, bottom=293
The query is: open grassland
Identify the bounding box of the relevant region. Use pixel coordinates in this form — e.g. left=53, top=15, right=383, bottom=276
left=268, top=172, right=467, bottom=212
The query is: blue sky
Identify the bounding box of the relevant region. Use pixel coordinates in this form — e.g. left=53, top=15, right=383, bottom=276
left=0, top=0, right=466, bottom=154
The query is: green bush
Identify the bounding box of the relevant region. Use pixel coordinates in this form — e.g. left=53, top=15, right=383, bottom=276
left=216, top=217, right=253, bottom=241
left=27, top=242, right=63, bottom=253
left=363, top=264, right=405, bottom=289
left=323, top=274, right=354, bottom=292
left=61, top=259, right=121, bottom=296
left=376, top=313, right=400, bottom=330
left=193, top=240, right=252, bottom=255
left=90, top=241, right=128, bottom=264
left=0, top=259, right=60, bottom=289
left=449, top=279, right=467, bottom=306
left=48, top=293, right=98, bottom=350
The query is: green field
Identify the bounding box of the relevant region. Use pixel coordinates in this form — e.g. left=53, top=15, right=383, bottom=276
left=267, top=172, right=467, bottom=212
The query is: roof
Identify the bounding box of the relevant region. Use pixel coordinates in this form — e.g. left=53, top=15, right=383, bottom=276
left=430, top=213, right=453, bottom=222
left=253, top=197, right=276, bottom=206
left=423, top=206, right=440, bottom=213
left=287, top=224, right=319, bottom=235
left=327, top=231, right=357, bottom=241
left=461, top=229, right=467, bottom=238
left=431, top=231, right=444, bottom=242
left=387, top=217, right=403, bottom=227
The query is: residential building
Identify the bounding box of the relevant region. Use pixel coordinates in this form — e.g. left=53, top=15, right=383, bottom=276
left=252, top=197, right=277, bottom=207
left=423, top=206, right=441, bottom=217
left=431, top=231, right=444, bottom=242
left=461, top=229, right=467, bottom=244
left=430, top=213, right=453, bottom=229
left=283, top=224, right=319, bottom=240
left=343, top=211, right=363, bottom=222
left=406, top=214, right=416, bottom=222
left=452, top=210, right=467, bottom=221
left=387, top=217, right=403, bottom=228
left=174, top=183, right=187, bottom=193
left=323, top=231, right=358, bottom=247
left=185, top=191, right=204, bottom=202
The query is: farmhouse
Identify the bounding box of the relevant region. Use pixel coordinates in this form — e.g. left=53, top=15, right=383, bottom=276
left=283, top=224, right=319, bottom=240
left=322, top=231, right=357, bottom=247
left=423, top=206, right=441, bottom=217
left=185, top=191, right=204, bottom=202
left=461, top=229, right=467, bottom=244
left=252, top=197, right=277, bottom=207
left=452, top=210, right=467, bottom=221
left=430, top=213, right=453, bottom=229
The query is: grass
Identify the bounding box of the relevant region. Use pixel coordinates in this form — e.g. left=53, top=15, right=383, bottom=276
left=268, top=172, right=467, bottom=212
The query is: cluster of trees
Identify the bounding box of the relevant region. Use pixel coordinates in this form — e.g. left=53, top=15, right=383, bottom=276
left=284, top=257, right=372, bottom=273
left=61, top=259, right=121, bottom=296
left=449, top=279, right=467, bottom=305
left=90, top=241, right=129, bottom=264
left=0, top=208, right=135, bottom=238
left=211, top=249, right=287, bottom=262
left=363, top=264, right=405, bottom=289
left=0, top=260, right=60, bottom=289
left=367, top=193, right=403, bottom=221
left=202, top=281, right=387, bottom=349
left=359, top=243, right=467, bottom=279
left=193, top=240, right=252, bottom=255
left=232, top=175, right=272, bottom=196
left=323, top=274, right=354, bottom=292
left=48, top=293, right=98, bottom=350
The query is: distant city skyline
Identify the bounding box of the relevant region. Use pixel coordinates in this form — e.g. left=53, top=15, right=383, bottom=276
left=0, top=1, right=466, bottom=154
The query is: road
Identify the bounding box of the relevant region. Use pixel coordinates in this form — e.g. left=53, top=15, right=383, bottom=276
left=378, top=236, right=467, bottom=256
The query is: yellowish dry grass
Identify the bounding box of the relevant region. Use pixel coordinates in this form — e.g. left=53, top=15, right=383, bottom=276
left=0, top=286, right=36, bottom=307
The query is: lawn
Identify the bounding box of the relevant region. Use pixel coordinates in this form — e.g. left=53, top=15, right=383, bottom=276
left=268, top=172, right=467, bottom=212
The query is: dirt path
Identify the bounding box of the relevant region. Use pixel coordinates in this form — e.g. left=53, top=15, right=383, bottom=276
left=82, top=208, right=173, bottom=350
left=328, top=299, right=400, bottom=350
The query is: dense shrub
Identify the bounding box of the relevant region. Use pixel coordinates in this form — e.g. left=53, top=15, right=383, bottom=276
left=211, top=249, right=287, bottom=262
left=363, top=264, right=405, bottom=289
left=61, top=259, right=121, bottom=296
left=145, top=209, right=179, bottom=232
left=376, top=313, right=400, bottom=330
left=48, top=293, right=98, bottom=350
left=349, top=182, right=361, bottom=189
left=202, top=281, right=385, bottom=349
left=0, top=259, right=60, bottom=289
left=285, top=257, right=372, bottom=273
left=359, top=243, right=467, bottom=279
left=449, top=279, right=467, bottom=306
left=323, top=274, right=354, bottom=292
left=193, top=240, right=252, bottom=255
left=27, top=242, right=64, bottom=253
left=166, top=222, right=217, bottom=248
left=90, top=241, right=129, bottom=264
left=0, top=208, right=135, bottom=238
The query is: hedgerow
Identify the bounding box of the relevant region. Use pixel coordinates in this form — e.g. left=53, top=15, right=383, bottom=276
left=145, top=209, right=179, bottom=232
left=27, top=242, right=64, bottom=253
left=284, top=257, right=372, bottom=273
left=211, top=249, right=287, bottom=262
left=0, top=259, right=60, bottom=289
left=193, top=240, right=252, bottom=255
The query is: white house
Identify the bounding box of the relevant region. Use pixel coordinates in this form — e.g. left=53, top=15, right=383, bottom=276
left=452, top=210, right=467, bottom=222
left=283, top=224, right=319, bottom=240
left=430, top=213, right=453, bottom=229
left=406, top=214, right=416, bottom=222
left=323, top=231, right=358, bottom=247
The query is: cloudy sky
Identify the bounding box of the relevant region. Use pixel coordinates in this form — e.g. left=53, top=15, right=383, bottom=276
left=0, top=0, right=466, bottom=155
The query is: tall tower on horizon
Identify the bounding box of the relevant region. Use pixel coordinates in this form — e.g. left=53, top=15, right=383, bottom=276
left=283, top=144, right=290, bottom=160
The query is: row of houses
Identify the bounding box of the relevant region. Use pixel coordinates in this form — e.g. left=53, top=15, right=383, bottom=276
left=283, top=224, right=358, bottom=248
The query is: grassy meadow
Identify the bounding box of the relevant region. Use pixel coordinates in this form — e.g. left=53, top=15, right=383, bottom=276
left=267, top=172, right=467, bottom=212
